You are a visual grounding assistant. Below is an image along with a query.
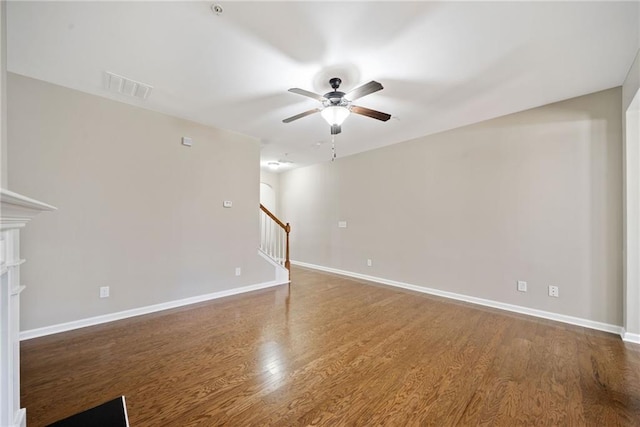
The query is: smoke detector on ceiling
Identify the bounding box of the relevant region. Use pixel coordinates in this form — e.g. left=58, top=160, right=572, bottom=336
left=104, top=71, right=153, bottom=100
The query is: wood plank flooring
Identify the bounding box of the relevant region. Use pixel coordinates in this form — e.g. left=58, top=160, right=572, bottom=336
left=21, top=267, right=640, bottom=426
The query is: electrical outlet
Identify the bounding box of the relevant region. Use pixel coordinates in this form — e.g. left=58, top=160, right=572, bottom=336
left=235, top=267, right=241, bottom=276
left=367, top=259, right=372, bottom=267
left=517, top=280, right=527, bottom=292
left=548, top=285, right=559, bottom=297
left=99, top=286, right=110, bottom=298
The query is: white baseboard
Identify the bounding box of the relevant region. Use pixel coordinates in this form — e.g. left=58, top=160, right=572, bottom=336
left=20, top=279, right=288, bottom=341
left=14, top=408, right=26, bottom=427
left=292, top=260, right=626, bottom=339
left=622, top=329, right=640, bottom=344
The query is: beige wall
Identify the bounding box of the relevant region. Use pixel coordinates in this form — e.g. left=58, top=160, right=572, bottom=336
left=8, top=73, right=273, bottom=330
left=281, top=88, right=623, bottom=326
left=1, top=1, right=7, bottom=188
left=623, top=49, right=640, bottom=336
left=260, top=170, right=279, bottom=192
left=623, top=50, right=640, bottom=112
left=260, top=169, right=279, bottom=215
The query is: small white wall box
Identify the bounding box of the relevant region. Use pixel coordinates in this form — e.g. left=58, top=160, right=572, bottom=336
left=223, top=201, right=232, bottom=208
left=182, top=137, right=193, bottom=147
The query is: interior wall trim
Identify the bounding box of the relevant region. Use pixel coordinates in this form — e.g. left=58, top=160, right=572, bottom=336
left=622, top=329, right=640, bottom=344
left=20, top=279, right=288, bottom=341
left=291, top=260, right=629, bottom=341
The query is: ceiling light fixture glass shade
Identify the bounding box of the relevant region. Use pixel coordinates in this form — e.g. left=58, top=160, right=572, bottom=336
left=267, top=162, right=280, bottom=170
left=321, top=106, right=350, bottom=126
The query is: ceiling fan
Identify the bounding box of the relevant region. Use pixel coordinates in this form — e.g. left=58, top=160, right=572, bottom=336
left=283, top=77, right=391, bottom=135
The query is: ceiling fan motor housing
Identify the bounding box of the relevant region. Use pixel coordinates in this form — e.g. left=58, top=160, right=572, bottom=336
left=324, top=92, right=348, bottom=106
left=324, top=77, right=348, bottom=106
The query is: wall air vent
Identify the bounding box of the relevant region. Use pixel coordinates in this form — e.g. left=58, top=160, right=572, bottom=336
left=104, top=71, right=153, bottom=100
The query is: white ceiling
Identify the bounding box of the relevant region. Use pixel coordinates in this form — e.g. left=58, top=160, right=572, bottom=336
left=7, top=1, right=640, bottom=171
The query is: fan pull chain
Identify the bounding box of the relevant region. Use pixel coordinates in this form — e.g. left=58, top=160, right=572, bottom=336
left=331, top=135, right=336, bottom=162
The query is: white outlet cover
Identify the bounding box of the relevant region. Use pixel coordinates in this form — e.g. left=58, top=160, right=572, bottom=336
left=338, top=221, right=347, bottom=228
left=235, top=267, right=241, bottom=276
left=517, top=280, right=527, bottom=292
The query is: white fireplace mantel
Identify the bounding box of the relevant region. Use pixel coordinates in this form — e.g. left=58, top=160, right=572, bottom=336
left=1, top=189, right=55, bottom=427
left=0, top=189, right=56, bottom=231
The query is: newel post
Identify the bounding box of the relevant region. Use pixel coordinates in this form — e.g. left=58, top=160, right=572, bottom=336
left=285, top=223, right=291, bottom=274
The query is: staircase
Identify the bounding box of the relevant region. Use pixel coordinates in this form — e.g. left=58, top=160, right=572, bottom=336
left=259, top=204, right=290, bottom=281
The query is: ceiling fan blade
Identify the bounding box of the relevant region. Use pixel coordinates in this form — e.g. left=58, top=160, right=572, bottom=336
left=351, top=105, right=392, bottom=122
left=282, top=108, right=321, bottom=123
left=288, top=88, right=326, bottom=102
left=346, top=81, right=383, bottom=101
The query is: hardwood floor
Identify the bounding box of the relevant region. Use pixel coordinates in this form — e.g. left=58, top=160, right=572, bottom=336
left=21, top=267, right=640, bottom=426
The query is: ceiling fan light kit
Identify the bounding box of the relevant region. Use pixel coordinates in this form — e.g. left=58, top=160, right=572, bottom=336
left=321, top=105, right=350, bottom=126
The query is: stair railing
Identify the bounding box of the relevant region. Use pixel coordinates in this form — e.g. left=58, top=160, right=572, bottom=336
left=259, top=204, right=290, bottom=276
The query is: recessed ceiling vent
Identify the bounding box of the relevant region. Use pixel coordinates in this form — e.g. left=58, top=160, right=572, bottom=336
left=104, top=71, right=153, bottom=100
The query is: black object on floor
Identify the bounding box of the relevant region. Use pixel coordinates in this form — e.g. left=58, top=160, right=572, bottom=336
left=46, top=396, right=129, bottom=427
